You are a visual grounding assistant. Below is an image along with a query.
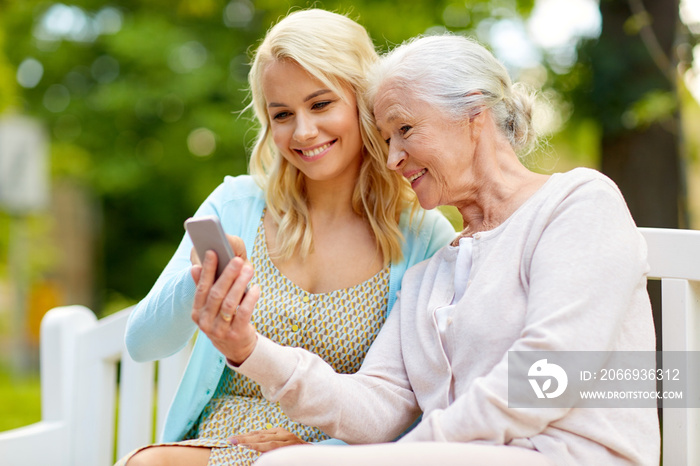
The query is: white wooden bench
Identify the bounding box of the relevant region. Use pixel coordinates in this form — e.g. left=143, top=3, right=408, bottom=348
left=0, top=305, right=192, bottom=466
left=640, top=227, right=700, bottom=465
left=0, top=227, right=698, bottom=465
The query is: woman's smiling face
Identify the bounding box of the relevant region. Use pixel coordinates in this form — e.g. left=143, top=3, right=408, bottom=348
left=262, top=59, right=364, bottom=185
left=374, top=83, right=476, bottom=210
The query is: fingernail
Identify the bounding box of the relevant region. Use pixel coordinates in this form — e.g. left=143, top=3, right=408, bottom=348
left=228, top=437, right=239, bottom=445
left=242, top=264, right=253, bottom=275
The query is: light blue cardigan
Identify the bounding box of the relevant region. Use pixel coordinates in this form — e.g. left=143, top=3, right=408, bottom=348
left=125, top=175, right=455, bottom=442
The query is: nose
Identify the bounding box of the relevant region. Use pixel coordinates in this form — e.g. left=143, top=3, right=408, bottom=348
left=293, top=113, right=319, bottom=142
left=386, top=142, right=407, bottom=171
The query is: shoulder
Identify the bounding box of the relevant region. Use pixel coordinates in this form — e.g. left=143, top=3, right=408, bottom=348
left=399, top=207, right=456, bottom=244
left=393, top=207, right=453, bottom=273
left=204, top=174, right=266, bottom=213
left=217, top=174, right=264, bottom=201
left=552, top=168, right=632, bottom=218
left=198, top=175, right=266, bottom=241
left=519, top=168, right=632, bottom=229
left=552, top=167, right=625, bottom=202
left=531, top=168, right=642, bottom=254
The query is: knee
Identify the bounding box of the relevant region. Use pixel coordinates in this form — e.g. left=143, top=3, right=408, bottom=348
left=254, top=446, right=313, bottom=466
left=124, top=448, right=166, bottom=466
left=253, top=450, right=279, bottom=466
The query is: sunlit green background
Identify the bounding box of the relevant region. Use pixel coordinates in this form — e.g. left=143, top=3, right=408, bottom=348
left=1, top=0, right=699, bottom=432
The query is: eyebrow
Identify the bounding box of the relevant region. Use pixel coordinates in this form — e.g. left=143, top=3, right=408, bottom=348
left=268, top=89, right=332, bottom=108
left=376, top=110, right=402, bottom=134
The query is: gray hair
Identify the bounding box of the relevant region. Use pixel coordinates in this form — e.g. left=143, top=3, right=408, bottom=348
left=368, top=34, right=539, bottom=155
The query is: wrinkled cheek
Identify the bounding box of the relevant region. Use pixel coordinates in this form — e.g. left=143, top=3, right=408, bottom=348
left=431, top=175, right=451, bottom=208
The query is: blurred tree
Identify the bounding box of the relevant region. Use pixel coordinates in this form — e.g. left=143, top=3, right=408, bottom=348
left=5, top=0, right=693, bottom=315
left=1, top=0, right=264, bottom=309
left=0, top=28, right=19, bottom=112
left=570, top=0, right=685, bottom=228
left=0, top=0, right=533, bottom=312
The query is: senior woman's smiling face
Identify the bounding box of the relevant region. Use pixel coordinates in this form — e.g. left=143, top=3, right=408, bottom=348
left=374, top=84, right=476, bottom=210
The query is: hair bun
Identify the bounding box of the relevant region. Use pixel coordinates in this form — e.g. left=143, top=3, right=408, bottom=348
left=506, top=82, right=539, bottom=155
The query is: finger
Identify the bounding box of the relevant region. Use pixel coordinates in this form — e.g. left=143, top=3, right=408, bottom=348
left=231, top=281, right=260, bottom=331
left=220, top=312, right=233, bottom=323
left=227, top=235, right=247, bottom=260
left=229, top=430, right=265, bottom=445
left=229, top=427, right=304, bottom=451
left=202, top=251, right=244, bottom=312
left=190, top=264, right=202, bottom=284
left=238, top=428, right=308, bottom=453
left=220, top=261, right=254, bottom=321
left=193, top=251, right=218, bottom=315
left=194, top=251, right=234, bottom=330
left=218, top=266, right=240, bottom=325
left=190, top=246, right=201, bottom=266
left=239, top=426, right=280, bottom=438
left=240, top=441, right=287, bottom=453
left=203, top=256, right=246, bottom=325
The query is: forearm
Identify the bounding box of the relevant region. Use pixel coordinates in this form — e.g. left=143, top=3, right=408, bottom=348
left=125, top=176, right=260, bottom=362
left=235, top=333, right=420, bottom=444
left=125, top=247, right=198, bottom=361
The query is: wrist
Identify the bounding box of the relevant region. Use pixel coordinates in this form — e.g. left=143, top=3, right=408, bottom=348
left=227, top=334, right=258, bottom=367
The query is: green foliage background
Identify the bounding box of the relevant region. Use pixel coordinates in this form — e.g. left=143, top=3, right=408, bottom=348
left=0, top=0, right=536, bottom=308
left=1, top=0, right=698, bottom=313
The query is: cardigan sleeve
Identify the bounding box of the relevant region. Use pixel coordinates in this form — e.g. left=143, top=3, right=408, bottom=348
left=400, top=177, right=651, bottom=444
left=124, top=214, right=211, bottom=362
left=234, top=293, right=422, bottom=444
left=125, top=176, right=263, bottom=362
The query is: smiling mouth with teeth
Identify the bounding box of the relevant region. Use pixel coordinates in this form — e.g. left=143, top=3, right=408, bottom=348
left=298, top=141, right=334, bottom=157
left=408, top=168, right=427, bottom=183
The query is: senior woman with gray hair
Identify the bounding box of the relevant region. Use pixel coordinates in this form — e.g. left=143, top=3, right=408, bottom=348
left=191, top=34, right=660, bottom=465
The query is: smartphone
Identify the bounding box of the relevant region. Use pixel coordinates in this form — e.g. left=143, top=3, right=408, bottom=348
left=184, top=215, right=235, bottom=279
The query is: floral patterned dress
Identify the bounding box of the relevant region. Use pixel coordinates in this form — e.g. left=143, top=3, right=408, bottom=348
left=116, top=215, right=389, bottom=465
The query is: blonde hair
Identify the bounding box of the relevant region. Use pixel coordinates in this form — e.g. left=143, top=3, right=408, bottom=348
left=247, top=9, right=418, bottom=263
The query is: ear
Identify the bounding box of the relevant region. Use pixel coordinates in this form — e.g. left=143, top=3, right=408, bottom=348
left=463, top=91, right=486, bottom=140
left=468, top=107, right=487, bottom=142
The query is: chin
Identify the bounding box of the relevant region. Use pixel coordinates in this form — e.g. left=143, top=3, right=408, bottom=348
left=417, top=197, right=438, bottom=211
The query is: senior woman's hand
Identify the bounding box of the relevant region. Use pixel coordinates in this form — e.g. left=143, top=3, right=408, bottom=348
left=190, top=250, right=260, bottom=365
left=228, top=427, right=309, bottom=452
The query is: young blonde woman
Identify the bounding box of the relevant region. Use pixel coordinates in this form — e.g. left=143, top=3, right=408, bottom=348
left=118, top=9, right=455, bottom=466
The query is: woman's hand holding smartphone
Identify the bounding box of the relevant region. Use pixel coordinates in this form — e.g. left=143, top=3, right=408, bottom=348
left=185, top=215, right=259, bottom=365
left=185, top=215, right=245, bottom=278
